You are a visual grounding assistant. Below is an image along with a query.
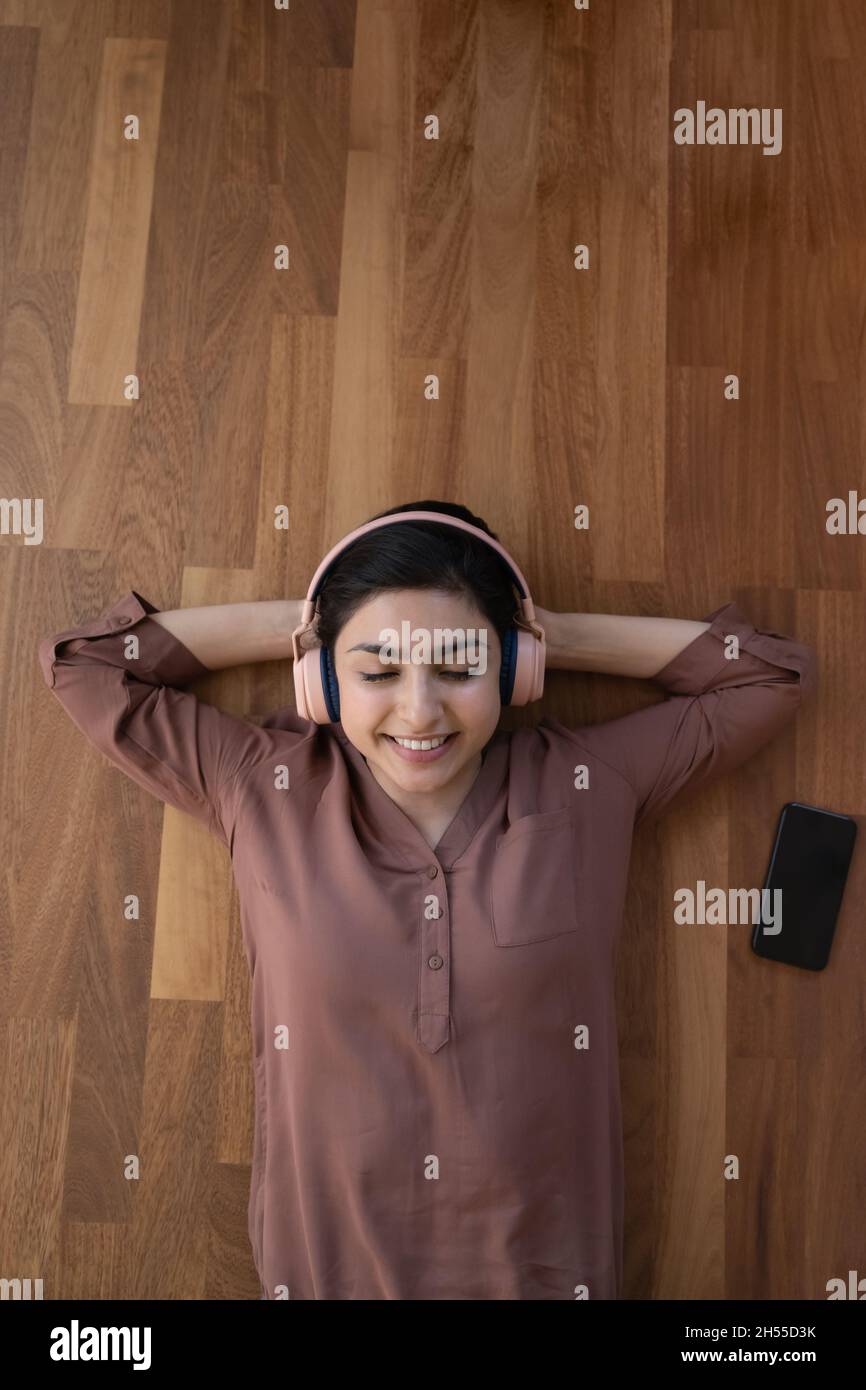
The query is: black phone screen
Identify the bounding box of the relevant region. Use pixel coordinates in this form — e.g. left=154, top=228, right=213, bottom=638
left=751, top=802, right=857, bottom=971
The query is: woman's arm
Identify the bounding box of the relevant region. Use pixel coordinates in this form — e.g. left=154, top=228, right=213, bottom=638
left=150, top=599, right=306, bottom=671
left=537, top=607, right=711, bottom=680
left=38, top=591, right=311, bottom=843
left=539, top=600, right=818, bottom=827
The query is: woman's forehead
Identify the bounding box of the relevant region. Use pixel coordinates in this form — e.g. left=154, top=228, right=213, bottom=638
left=343, top=588, right=488, bottom=627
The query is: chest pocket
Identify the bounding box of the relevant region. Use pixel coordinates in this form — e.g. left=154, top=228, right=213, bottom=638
left=489, top=807, right=580, bottom=946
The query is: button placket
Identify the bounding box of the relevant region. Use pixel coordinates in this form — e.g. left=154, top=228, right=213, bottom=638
left=416, top=861, right=450, bottom=1053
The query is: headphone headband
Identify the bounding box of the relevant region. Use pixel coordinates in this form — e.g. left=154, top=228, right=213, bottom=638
left=291, top=510, right=546, bottom=718
left=302, top=510, right=534, bottom=610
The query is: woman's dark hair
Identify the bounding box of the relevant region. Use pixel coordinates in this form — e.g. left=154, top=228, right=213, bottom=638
left=314, top=501, right=520, bottom=653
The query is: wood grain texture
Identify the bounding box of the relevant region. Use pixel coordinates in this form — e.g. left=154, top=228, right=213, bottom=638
left=68, top=37, right=167, bottom=405
left=4, top=0, right=863, bottom=1300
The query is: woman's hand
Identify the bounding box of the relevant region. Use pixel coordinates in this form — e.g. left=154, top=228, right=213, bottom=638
left=533, top=605, right=557, bottom=632
left=297, top=624, right=321, bottom=654
left=532, top=605, right=562, bottom=654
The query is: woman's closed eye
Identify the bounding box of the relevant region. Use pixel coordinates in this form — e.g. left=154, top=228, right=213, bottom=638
left=360, top=670, right=474, bottom=682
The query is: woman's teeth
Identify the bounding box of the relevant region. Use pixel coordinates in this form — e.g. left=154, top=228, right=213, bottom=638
left=391, top=734, right=451, bottom=750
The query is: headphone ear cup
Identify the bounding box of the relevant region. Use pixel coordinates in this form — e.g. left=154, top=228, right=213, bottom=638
left=320, top=645, right=341, bottom=722
left=510, top=626, right=546, bottom=705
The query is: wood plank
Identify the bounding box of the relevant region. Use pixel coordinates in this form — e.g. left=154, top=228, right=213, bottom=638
left=68, top=37, right=167, bottom=404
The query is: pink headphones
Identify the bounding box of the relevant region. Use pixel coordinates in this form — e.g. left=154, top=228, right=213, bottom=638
left=291, top=510, right=547, bottom=723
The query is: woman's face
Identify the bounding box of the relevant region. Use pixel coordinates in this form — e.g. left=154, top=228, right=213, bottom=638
left=332, top=587, right=503, bottom=796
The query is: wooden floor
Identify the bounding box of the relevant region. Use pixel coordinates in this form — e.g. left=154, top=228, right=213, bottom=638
left=3, top=0, right=864, bottom=1300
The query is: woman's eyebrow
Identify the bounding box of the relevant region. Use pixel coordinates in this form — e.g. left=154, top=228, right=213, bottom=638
left=345, top=640, right=470, bottom=659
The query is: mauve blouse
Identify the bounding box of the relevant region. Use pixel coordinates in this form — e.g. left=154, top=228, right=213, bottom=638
left=38, top=590, right=818, bottom=1299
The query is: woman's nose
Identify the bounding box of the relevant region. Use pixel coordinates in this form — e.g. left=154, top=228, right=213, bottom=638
left=394, top=669, right=444, bottom=719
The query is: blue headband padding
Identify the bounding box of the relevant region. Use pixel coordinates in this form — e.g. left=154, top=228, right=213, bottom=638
left=321, top=644, right=341, bottom=722
left=499, top=626, right=517, bottom=704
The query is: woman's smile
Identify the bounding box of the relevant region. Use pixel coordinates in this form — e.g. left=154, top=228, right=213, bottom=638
left=382, top=731, right=460, bottom=762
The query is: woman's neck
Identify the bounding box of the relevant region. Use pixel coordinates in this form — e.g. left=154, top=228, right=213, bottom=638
left=365, top=749, right=485, bottom=850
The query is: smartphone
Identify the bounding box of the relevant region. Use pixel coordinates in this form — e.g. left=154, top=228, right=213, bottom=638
left=751, top=802, right=857, bottom=970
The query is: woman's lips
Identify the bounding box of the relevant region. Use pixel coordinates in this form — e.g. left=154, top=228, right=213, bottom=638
left=383, top=733, right=458, bottom=763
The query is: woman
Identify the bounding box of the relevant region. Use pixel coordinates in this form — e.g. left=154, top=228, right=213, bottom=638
left=38, top=499, right=818, bottom=1299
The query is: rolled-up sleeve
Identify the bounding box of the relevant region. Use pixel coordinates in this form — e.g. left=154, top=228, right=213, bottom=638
left=37, top=589, right=269, bottom=845
left=555, top=601, right=818, bottom=828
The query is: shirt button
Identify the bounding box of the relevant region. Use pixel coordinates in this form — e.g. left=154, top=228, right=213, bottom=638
left=118, top=616, right=132, bottom=625
left=427, top=866, right=438, bottom=878
left=428, top=954, right=443, bottom=970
